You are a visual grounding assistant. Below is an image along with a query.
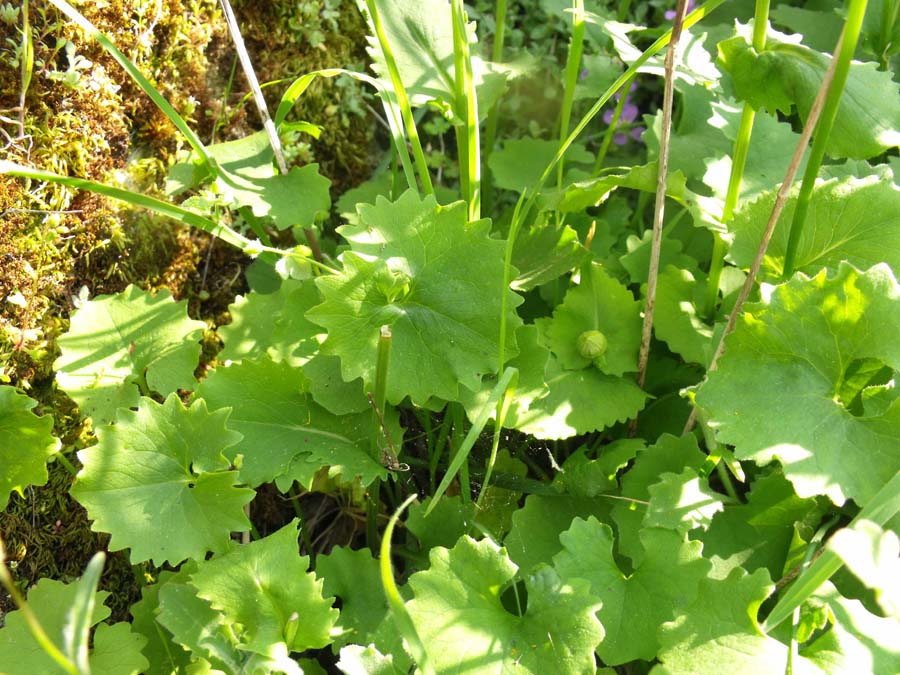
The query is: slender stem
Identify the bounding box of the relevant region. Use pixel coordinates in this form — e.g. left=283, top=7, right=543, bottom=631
left=481, top=0, right=508, bottom=215
left=593, top=74, right=634, bottom=174
left=683, top=41, right=840, bottom=434
left=558, top=1, right=586, bottom=194
left=703, top=0, right=769, bottom=319
left=218, top=0, right=287, bottom=174
left=363, top=0, right=434, bottom=195
left=634, top=0, right=689, bottom=396
left=452, top=0, right=481, bottom=219
left=782, top=0, right=867, bottom=279
left=54, top=452, right=78, bottom=476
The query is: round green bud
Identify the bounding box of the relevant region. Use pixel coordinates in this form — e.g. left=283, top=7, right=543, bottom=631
left=577, top=329, right=608, bottom=361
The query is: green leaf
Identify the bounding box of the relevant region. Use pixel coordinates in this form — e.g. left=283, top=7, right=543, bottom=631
left=217, top=163, right=332, bottom=230
left=556, top=162, right=688, bottom=214
left=407, top=496, right=476, bottom=553
left=362, top=0, right=506, bottom=118
left=489, top=138, right=593, bottom=193
left=728, top=174, right=900, bottom=282
left=620, top=231, right=700, bottom=286
left=802, top=582, right=900, bottom=671
left=695, top=263, right=900, bottom=506
left=655, top=568, right=791, bottom=674
left=544, top=263, right=642, bottom=376
left=218, top=279, right=322, bottom=367
left=0, top=386, right=60, bottom=509
left=195, top=357, right=389, bottom=489
left=458, top=325, right=550, bottom=431
left=827, top=520, right=900, bottom=618
left=511, top=217, right=589, bottom=292
left=128, top=572, right=192, bottom=675
left=308, top=191, right=522, bottom=405
left=165, top=130, right=274, bottom=196
left=317, top=547, right=407, bottom=664
left=515, top=352, right=647, bottom=439
left=0, top=578, right=147, bottom=675
left=406, top=536, right=603, bottom=674
left=610, top=434, right=707, bottom=566
left=554, top=518, right=711, bottom=665
left=190, top=520, right=338, bottom=657
left=652, top=266, right=714, bottom=366
left=54, top=284, right=206, bottom=424
left=718, top=25, right=900, bottom=159
left=645, top=468, right=726, bottom=534
left=71, top=394, right=253, bottom=565
left=505, top=494, right=614, bottom=574
left=157, top=568, right=252, bottom=674
left=700, top=471, right=821, bottom=581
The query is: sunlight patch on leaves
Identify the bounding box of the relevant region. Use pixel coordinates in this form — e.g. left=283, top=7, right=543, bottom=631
left=72, top=394, right=252, bottom=565
left=695, top=263, right=900, bottom=506
left=54, top=285, right=206, bottom=424
left=406, top=536, right=603, bottom=673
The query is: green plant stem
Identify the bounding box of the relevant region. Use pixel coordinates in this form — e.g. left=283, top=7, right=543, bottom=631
left=703, top=0, right=769, bottom=319
left=0, top=538, right=80, bottom=675
left=496, top=0, right=726, bottom=382
left=593, top=74, right=634, bottom=174
left=481, top=0, right=508, bottom=215
left=781, top=0, right=868, bottom=279
left=762, top=471, right=900, bottom=633
left=557, top=0, right=586, bottom=195
left=379, top=495, right=434, bottom=675
left=54, top=451, right=78, bottom=476
left=452, top=0, right=481, bottom=219
left=363, top=0, right=434, bottom=196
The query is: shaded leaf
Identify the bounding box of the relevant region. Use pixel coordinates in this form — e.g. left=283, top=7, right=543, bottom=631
left=0, top=386, right=60, bottom=509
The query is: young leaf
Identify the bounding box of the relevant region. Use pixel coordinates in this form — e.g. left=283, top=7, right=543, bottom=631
left=719, top=25, right=900, bottom=159
left=0, top=578, right=147, bottom=675
left=695, top=263, right=900, bottom=506
left=728, top=174, right=900, bottom=282
left=405, top=536, right=603, bottom=673
left=54, top=285, right=206, bottom=424
left=0, top=386, right=60, bottom=509
left=71, top=394, right=253, bottom=565
left=544, top=263, right=642, bottom=375
left=651, top=265, right=714, bottom=366
left=514, top=353, right=647, bottom=439
left=308, top=191, right=522, bottom=405
left=128, top=572, right=193, bottom=675
left=553, top=518, right=711, bottom=665
left=195, top=357, right=390, bottom=489
left=190, top=520, right=339, bottom=657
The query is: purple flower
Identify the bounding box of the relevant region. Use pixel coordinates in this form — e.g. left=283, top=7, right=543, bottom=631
left=665, top=0, right=695, bottom=21
left=579, top=67, right=589, bottom=81
left=603, top=94, right=639, bottom=125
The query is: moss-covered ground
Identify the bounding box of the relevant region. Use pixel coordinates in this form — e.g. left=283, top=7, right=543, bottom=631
left=1, top=0, right=375, bottom=620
